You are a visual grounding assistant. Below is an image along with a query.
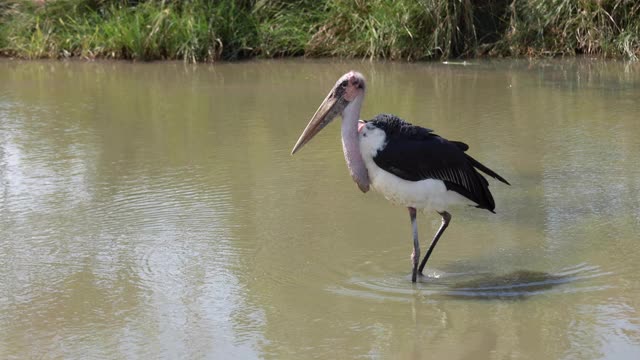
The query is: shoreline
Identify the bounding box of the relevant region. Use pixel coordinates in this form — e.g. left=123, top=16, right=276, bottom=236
left=2, top=56, right=637, bottom=72
left=0, top=52, right=637, bottom=63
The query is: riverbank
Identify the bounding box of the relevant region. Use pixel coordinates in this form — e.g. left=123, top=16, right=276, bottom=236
left=1, top=0, right=639, bottom=62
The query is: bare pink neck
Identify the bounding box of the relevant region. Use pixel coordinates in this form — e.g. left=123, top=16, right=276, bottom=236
left=341, top=97, right=370, bottom=193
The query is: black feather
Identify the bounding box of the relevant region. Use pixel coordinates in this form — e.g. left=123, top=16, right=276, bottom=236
left=369, top=114, right=509, bottom=212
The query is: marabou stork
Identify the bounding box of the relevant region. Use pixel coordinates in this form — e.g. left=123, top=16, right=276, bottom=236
left=291, top=71, right=510, bottom=283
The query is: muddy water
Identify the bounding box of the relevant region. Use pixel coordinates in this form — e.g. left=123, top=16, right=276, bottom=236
left=1, top=59, right=639, bottom=359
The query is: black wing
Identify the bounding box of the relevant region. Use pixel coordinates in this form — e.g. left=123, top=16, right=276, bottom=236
left=369, top=114, right=509, bottom=212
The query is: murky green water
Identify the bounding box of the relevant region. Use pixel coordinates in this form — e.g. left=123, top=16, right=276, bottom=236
left=1, top=59, right=639, bottom=359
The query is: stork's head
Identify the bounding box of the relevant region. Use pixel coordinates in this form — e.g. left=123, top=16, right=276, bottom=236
left=339, top=71, right=366, bottom=101
left=291, top=71, right=366, bottom=154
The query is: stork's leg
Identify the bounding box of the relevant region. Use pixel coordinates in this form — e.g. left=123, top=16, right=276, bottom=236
left=418, top=211, right=451, bottom=274
left=408, top=207, right=419, bottom=283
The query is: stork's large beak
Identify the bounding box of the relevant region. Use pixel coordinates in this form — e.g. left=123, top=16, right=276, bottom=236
left=291, top=88, right=346, bottom=155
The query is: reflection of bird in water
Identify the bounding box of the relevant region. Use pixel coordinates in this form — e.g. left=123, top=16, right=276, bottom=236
left=291, top=71, right=509, bottom=283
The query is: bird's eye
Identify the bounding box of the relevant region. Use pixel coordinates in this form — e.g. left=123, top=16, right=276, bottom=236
left=340, top=80, right=348, bottom=88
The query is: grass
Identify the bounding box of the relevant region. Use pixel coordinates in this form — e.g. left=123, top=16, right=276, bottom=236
left=497, top=0, right=640, bottom=60
left=0, top=0, right=258, bottom=61
left=0, top=0, right=639, bottom=62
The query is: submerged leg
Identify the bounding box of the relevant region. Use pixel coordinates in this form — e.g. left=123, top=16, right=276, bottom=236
left=418, top=211, right=451, bottom=274
left=408, top=207, right=419, bottom=283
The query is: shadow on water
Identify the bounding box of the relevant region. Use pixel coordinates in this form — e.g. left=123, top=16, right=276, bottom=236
left=427, top=263, right=611, bottom=301
left=332, top=263, right=611, bottom=302
left=439, top=270, right=577, bottom=301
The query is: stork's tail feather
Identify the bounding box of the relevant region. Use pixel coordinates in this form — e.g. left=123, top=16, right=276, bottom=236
left=465, top=154, right=510, bottom=185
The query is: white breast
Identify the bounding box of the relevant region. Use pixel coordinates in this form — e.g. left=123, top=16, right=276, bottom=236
left=358, top=124, right=476, bottom=212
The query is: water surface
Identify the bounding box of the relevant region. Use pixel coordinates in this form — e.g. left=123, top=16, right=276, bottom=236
left=1, top=59, right=639, bottom=359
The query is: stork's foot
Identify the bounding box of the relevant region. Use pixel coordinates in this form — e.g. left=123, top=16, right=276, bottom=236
left=413, top=270, right=430, bottom=282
